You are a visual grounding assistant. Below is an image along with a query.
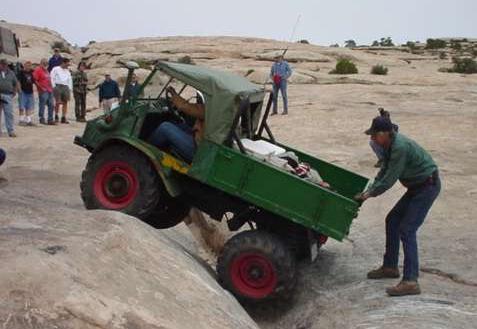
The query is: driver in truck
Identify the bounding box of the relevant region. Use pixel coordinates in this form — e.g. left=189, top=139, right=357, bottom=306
left=148, top=86, right=205, bottom=163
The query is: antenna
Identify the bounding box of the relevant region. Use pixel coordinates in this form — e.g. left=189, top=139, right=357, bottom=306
left=262, top=14, right=302, bottom=87
left=283, top=14, right=301, bottom=57
left=289, top=14, right=301, bottom=43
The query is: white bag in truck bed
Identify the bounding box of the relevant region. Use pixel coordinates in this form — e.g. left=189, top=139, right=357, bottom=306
left=240, top=139, right=286, bottom=156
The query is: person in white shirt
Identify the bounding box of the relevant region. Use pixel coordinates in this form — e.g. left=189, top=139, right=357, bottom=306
left=50, top=58, right=72, bottom=124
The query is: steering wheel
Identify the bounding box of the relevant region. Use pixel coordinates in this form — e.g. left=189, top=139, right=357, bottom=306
left=163, top=87, right=185, bottom=123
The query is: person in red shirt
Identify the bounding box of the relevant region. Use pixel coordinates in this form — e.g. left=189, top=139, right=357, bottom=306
left=33, top=58, right=56, bottom=125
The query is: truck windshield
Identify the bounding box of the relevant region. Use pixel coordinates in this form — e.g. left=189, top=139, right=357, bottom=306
left=137, top=71, right=198, bottom=102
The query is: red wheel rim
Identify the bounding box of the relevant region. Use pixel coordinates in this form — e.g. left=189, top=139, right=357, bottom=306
left=93, top=161, right=139, bottom=210
left=230, top=252, right=277, bottom=299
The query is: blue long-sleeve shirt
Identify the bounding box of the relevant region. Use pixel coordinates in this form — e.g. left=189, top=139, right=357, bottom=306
left=99, top=80, right=121, bottom=102
left=48, top=55, right=63, bottom=72
left=270, top=61, right=292, bottom=80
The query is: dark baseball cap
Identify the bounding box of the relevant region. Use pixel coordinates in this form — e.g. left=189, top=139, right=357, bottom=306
left=365, top=116, right=393, bottom=135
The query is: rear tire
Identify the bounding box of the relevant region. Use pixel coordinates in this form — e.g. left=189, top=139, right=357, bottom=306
left=217, top=230, right=296, bottom=303
left=81, top=144, right=160, bottom=219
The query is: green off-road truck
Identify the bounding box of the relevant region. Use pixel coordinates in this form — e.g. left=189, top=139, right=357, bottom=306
left=75, top=61, right=369, bottom=303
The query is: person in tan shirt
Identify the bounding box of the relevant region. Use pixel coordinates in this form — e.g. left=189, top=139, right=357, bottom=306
left=148, top=87, right=204, bottom=162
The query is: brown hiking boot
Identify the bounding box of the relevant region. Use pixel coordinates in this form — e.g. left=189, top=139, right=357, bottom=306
left=386, top=280, right=421, bottom=296
left=367, top=266, right=400, bottom=279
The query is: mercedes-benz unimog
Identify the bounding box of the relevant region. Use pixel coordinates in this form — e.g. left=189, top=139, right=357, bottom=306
left=75, top=61, right=369, bottom=303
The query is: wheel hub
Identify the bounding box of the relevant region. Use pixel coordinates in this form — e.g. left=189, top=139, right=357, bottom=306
left=105, top=173, right=130, bottom=199
left=230, top=253, right=277, bottom=299
left=93, top=161, right=139, bottom=210
left=248, top=266, right=264, bottom=280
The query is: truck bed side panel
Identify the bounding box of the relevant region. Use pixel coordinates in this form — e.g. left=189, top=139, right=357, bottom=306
left=195, top=143, right=361, bottom=241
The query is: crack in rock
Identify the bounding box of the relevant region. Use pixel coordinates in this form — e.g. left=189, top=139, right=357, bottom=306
left=421, top=267, right=477, bottom=287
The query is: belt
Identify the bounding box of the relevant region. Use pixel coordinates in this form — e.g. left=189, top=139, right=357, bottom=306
left=403, top=170, right=439, bottom=190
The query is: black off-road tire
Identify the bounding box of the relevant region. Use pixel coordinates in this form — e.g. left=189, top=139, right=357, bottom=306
left=217, top=230, right=296, bottom=304
left=80, top=144, right=160, bottom=219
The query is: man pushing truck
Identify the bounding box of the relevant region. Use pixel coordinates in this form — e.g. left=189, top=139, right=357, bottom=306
left=356, top=115, right=441, bottom=296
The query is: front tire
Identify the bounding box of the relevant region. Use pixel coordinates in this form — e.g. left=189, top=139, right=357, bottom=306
left=81, top=144, right=160, bottom=219
left=217, top=230, right=296, bottom=303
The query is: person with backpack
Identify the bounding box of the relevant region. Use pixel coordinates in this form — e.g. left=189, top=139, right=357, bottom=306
left=270, top=55, right=292, bottom=115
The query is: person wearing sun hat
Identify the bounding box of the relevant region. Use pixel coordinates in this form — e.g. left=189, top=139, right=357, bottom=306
left=355, top=115, right=440, bottom=296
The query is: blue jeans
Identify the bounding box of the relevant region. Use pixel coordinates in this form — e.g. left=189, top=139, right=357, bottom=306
left=0, top=94, right=15, bottom=134
left=272, top=80, right=288, bottom=113
left=38, top=91, right=54, bottom=122
left=370, top=140, right=385, bottom=161
left=149, top=122, right=196, bottom=162
left=383, top=173, right=441, bottom=281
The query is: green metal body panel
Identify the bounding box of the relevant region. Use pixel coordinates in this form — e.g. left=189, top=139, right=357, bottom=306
left=189, top=140, right=369, bottom=241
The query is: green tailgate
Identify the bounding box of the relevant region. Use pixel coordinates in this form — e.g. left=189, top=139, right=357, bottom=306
left=189, top=141, right=369, bottom=241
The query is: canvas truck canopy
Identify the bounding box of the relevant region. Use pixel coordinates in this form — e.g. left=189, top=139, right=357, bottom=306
left=156, top=61, right=265, bottom=144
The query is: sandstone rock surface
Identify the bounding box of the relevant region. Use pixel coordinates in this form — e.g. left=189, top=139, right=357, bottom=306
left=0, top=194, right=258, bottom=329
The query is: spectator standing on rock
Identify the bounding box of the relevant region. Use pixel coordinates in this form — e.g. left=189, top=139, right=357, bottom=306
left=51, top=58, right=72, bottom=124
left=17, top=61, right=36, bottom=126
left=72, top=61, right=88, bottom=122
left=99, top=74, right=121, bottom=115
left=33, top=58, right=56, bottom=125
left=0, top=58, right=19, bottom=137
left=48, top=48, right=63, bottom=72
left=355, top=116, right=440, bottom=297
left=125, top=73, right=142, bottom=99
left=270, top=54, right=292, bottom=115
left=369, top=108, right=399, bottom=168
